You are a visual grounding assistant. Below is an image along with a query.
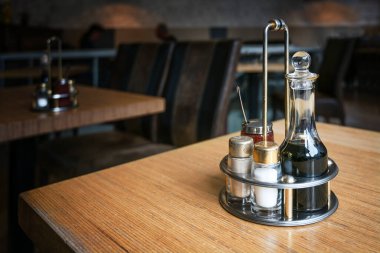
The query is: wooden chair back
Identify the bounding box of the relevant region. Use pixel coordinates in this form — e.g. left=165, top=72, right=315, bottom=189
left=157, top=40, right=241, bottom=146
left=109, top=42, right=175, bottom=139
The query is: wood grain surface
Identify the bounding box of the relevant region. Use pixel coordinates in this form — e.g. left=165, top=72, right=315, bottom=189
left=0, top=65, right=89, bottom=79
left=19, top=120, right=380, bottom=252
left=0, top=85, right=165, bottom=142
left=237, top=62, right=294, bottom=73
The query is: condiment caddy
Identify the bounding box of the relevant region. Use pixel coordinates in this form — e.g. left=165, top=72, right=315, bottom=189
left=219, top=19, right=339, bottom=226
left=32, top=37, right=78, bottom=112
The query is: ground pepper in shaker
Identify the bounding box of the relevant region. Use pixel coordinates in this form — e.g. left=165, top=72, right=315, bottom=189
left=225, top=136, right=253, bottom=206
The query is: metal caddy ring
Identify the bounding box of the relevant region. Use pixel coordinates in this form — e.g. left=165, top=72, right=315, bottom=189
left=219, top=155, right=339, bottom=226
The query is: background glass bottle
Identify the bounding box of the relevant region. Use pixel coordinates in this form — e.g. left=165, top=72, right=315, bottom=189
left=280, top=52, right=329, bottom=212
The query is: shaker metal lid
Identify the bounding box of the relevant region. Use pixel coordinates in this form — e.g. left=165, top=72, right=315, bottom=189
left=229, top=136, right=253, bottom=158
left=253, top=141, right=279, bottom=164
left=243, top=119, right=273, bottom=135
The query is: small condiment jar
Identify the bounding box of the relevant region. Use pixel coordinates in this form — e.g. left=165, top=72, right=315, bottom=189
left=51, top=79, right=71, bottom=108
left=241, top=119, right=274, bottom=143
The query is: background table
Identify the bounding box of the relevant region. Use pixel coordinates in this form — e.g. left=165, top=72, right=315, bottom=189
left=0, top=65, right=89, bottom=80
left=0, top=85, right=164, bottom=142
left=237, top=62, right=291, bottom=73
left=0, top=85, right=165, bottom=252
left=19, top=120, right=380, bottom=252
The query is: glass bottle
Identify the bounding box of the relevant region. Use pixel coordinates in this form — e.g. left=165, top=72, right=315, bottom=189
left=280, top=51, right=328, bottom=212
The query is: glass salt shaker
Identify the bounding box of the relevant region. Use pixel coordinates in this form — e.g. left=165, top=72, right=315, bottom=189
left=251, top=141, right=282, bottom=216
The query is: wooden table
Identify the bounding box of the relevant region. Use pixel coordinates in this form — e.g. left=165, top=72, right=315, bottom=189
left=0, top=85, right=165, bottom=142
left=0, top=85, right=165, bottom=252
left=237, top=62, right=291, bottom=73
left=0, top=65, right=89, bottom=79
left=19, top=120, right=380, bottom=252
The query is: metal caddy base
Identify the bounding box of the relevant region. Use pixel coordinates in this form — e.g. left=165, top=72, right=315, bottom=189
left=219, top=156, right=339, bottom=226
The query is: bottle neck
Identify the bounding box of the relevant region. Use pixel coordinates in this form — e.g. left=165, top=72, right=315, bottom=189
left=286, top=83, right=318, bottom=141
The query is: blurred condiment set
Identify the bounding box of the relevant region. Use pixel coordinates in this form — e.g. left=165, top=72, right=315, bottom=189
left=219, top=19, right=339, bottom=226
left=32, top=37, right=78, bottom=112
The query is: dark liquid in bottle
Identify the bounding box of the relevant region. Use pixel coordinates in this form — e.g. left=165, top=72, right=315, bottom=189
left=280, top=139, right=328, bottom=211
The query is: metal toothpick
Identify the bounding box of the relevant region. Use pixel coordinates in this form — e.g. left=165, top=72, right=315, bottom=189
left=235, top=82, right=248, bottom=125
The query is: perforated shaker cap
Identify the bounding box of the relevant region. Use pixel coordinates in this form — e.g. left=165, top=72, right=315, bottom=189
left=229, top=136, right=253, bottom=158
left=253, top=141, right=279, bottom=164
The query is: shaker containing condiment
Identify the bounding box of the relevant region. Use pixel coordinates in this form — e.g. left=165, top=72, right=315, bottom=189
left=225, top=136, right=253, bottom=206
left=32, top=83, right=50, bottom=110
left=52, top=78, right=71, bottom=108
left=252, top=141, right=282, bottom=216
left=32, top=53, right=51, bottom=111
left=280, top=51, right=329, bottom=212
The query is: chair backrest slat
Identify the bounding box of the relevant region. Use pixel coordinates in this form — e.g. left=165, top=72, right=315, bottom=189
left=317, top=38, right=357, bottom=99
left=109, top=42, right=175, bottom=139
left=157, top=40, right=241, bottom=146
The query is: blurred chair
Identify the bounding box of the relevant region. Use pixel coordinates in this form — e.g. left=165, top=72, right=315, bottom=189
left=157, top=40, right=240, bottom=146
left=37, top=40, right=241, bottom=184
left=352, top=35, right=380, bottom=93
left=37, top=42, right=175, bottom=184
left=315, top=37, right=357, bottom=125
left=272, top=37, right=356, bottom=125
left=108, top=42, right=175, bottom=140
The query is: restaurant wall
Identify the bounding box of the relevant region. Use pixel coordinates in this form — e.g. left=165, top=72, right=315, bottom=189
left=10, top=0, right=380, bottom=29
left=5, top=0, right=380, bottom=48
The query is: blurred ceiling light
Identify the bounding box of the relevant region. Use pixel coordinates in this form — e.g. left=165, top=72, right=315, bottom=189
left=303, top=2, right=358, bottom=25
left=81, top=3, right=159, bottom=28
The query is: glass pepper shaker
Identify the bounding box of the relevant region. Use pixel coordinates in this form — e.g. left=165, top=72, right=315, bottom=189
left=226, top=136, right=253, bottom=206
left=280, top=51, right=329, bottom=212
